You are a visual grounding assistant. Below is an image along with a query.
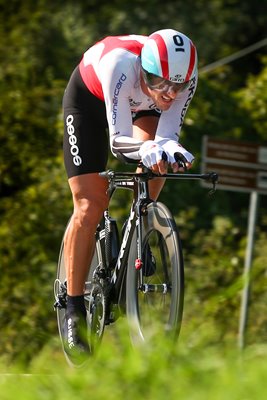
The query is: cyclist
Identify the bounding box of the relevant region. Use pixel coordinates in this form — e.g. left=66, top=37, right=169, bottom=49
left=62, top=28, right=198, bottom=363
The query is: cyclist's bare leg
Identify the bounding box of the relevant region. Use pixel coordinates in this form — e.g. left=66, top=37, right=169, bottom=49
left=64, top=173, right=109, bottom=296
left=133, top=115, right=166, bottom=200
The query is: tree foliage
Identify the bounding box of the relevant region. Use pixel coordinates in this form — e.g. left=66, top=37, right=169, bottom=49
left=0, top=0, right=266, bottom=363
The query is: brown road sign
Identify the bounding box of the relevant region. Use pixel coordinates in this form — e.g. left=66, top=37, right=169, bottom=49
left=202, top=137, right=267, bottom=194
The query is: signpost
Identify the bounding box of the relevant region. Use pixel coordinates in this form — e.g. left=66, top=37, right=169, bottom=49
left=202, top=136, right=267, bottom=348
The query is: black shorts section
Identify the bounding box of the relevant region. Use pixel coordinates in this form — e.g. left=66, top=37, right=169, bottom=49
left=132, top=109, right=161, bottom=122
left=63, top=66, right=108, bottom=178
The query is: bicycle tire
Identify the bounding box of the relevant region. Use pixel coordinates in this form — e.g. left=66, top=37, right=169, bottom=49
left=126, top=201, right=184, bottom=345
left=54, top=222, right=103, bottom=365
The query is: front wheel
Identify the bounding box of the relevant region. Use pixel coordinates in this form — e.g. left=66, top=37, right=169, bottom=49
left=126, top=202, right=184, bottom=345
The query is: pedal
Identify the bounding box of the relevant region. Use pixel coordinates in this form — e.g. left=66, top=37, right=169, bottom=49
left=54, top=295, right=66, bottom=310
left=54, top=280, right=67, bottom=310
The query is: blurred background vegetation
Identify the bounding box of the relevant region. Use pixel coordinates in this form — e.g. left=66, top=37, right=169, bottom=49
left=0, top=0, right=266, bottom=365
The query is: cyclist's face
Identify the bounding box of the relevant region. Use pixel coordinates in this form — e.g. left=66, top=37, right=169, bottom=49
left=142, top=70, right=190, bottom=111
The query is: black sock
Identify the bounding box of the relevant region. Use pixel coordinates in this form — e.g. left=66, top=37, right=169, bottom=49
left=66, top=295, right=86, bottom=318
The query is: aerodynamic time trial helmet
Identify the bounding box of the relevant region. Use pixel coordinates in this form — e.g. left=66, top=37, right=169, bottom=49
left=141, top=29, right=197, bottom=92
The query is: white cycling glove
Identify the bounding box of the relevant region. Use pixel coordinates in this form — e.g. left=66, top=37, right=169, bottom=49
left=159, top=140, right=194, bottom=165
left=139, top=140, right=166, bottom=168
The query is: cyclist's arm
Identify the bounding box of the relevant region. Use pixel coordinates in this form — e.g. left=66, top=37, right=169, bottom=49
left=153, top=75, right=198, bottom=170
left=100, top=53, right=145, bottom=161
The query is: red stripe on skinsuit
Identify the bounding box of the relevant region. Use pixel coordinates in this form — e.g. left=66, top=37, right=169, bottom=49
left=149, top=33, right=169, bottom=79
left=185, top=42, right=196, bottom=81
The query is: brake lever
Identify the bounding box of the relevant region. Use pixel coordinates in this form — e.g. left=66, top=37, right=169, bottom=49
left=208, top=172, right=218, bottom=196
left=177, top=160, right=187, bottom=171
left=174, top=152, right=188, bottom=171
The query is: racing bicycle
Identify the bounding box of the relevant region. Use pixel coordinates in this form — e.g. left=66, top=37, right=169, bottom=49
left=54, top=164, right=218, bottom=364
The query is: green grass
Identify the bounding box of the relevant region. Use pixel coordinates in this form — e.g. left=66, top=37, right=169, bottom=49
left=1, top=320, right=267, bottom=400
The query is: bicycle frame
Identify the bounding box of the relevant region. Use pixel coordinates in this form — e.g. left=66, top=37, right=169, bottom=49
left=96, top=173, right=149, bottom=316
